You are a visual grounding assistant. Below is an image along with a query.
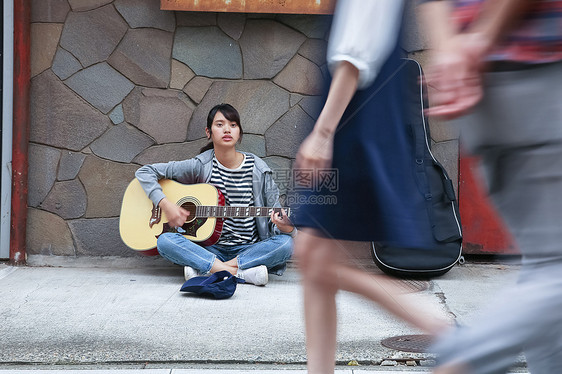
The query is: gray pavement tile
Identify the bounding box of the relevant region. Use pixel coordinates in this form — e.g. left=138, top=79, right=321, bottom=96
left=0, top=371, right=169, bottom=374
left=0, top=260, right=525, bottom=372
left=0, top=266, right=17, bottom=280
left=172, top=371, right=351, bottom=373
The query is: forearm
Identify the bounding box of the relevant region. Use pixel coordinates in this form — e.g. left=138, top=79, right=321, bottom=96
left=158, top=197, right=171, bottom=208
left=467, top=0, right=534, bottom=53
left=314, top=61, right=359, bottom=136
left=418, top=1, right=456, bottom=50
left=420, top=0, right=534, bottom=55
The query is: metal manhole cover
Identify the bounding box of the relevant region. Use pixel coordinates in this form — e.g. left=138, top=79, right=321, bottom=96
left=389, top=279, right=430, bottom=294
left=381, top=334, right=433, bottom=353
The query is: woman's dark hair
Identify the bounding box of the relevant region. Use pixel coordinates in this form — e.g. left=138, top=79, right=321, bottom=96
left=199, top=103, right=243, bottom=153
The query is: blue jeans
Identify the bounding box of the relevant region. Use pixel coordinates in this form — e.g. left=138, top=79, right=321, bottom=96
left=156, top=233, right=293, bottom=275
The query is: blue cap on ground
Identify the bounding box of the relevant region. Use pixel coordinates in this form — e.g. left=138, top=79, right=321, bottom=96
left=180, top=270, right=243, bottom=299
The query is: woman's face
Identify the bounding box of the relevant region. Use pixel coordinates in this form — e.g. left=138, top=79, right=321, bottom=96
left=206, top=111, right=241, bottom=148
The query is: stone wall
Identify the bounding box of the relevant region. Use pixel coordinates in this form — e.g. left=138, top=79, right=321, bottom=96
left=28, top=0, right=459, bottom=258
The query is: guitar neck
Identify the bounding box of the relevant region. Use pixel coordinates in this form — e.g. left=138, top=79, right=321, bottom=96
left=196, top=206, right=290, bottom=218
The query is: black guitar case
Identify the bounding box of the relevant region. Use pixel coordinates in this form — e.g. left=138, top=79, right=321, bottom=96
left=371, top=59, right=463, bottom=278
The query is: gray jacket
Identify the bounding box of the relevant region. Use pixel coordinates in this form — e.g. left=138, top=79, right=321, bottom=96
left=135, top=150, right=294, bottom=240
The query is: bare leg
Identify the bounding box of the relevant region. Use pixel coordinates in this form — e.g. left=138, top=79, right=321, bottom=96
left=294, top=230, right=344, bottom=374
left=335, top=264, right=448, bottom=334
left=209, top=258, right=238, bottom=275
left=295, top=230, right=450, bottom=373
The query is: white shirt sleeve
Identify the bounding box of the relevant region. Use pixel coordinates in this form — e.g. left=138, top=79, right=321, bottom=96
left=327, top=0, right=405, bottom=89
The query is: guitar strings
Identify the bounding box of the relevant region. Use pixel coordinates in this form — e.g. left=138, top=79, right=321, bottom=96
left=194, top=205, right=290, bottom=217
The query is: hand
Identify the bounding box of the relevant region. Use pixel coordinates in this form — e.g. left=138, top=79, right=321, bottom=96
left=425, top=33, right=488, bottom=119
left=294, top=61, right=357, bottom=176
left=271, top=209, right=293, bottom=234
left=159, top=198, right=190, bottom=228
left=294, top=127, right=335, bottom=173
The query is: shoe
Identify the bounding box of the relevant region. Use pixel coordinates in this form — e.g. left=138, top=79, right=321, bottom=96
left=184, top=266, right=199, bottom=281
left=236, top=265, right=268, bottom=286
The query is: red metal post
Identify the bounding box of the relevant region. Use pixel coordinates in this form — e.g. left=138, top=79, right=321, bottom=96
left=10, top=0, right=31, bottom=265
left=458, top=154, right=519, bottom=255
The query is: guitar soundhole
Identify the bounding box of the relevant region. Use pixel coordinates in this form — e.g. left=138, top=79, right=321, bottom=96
left=181, top=202, right=197, bottom=222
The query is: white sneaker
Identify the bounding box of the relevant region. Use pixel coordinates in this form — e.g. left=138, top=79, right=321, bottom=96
left=184, top=266, right=199, bottom=280
left=236, top=265, right=268, bottom=286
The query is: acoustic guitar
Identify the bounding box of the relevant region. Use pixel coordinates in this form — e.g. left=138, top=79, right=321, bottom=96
left=119, top=179, right=290, bottom=256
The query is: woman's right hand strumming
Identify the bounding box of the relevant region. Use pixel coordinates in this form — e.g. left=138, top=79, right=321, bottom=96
left=159, top=198, right=190, bottom=228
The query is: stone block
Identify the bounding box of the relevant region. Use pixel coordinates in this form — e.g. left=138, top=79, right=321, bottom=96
left=401, top=1, right=430, bottom=53
left=60, top=5, right=128, bottom=67
left=27, top=208, right=75, bottom=256
left=247, top=14, right=276, bottom=20
left=31, top=0, right=70, bottom=23
left=290, top=94, right=303, bottom=107
left=239, top=20, right=306, bottom=79
left=265, top=106, right=315, bottom=158
left=380, top=360, right=398, bottom=366
left=429, top=116, right=461, bottom=143
left=114, top=0, right=175, bottom=32
left=299, top=96, right=324, bottom=120
left=108, top=28, right=173, bottom=88
left=28, top=144, right=61, bottom=208
left=52, top=47, right=82, bottom=81
left=90, top=123, right=155, bottom=163
left=69, top=217, right=133, bottom=256
left=133, top=139, right=210, bottom=165
left=408, top=50, right=431, bottom=72
left=263, top=156, right=293, bottom=197
left=419, top=359, right=437, bottom=367
left=40, top=180, right=87, bottom=220
left=188, top=81, right=289, bottom=139
left=78, top=155, right=139, bottom=218
left=135, top=89, right=193, bottom=144
left=217, top=12, right=246, bottom=40
left=173, top=27, right=242, bottom=79
left=320, top=63, right=330, bottom=80
left=176, top=12, right=216, bottom=26
left=109, top=104, right=125, bottom=125
left=276, top=14, right=331, bottom=39
left=298, top=39, right=327, bottom=66
left=58, top=151, right=86, bottom=181
left=263, top=156, right=292, bottom=172
left=65, top=62, right=135, bottom=114
left=239, top=134, right=266, bottom=158
left=31, top=70, right=111, bottom=151
left=122, top=87, right=143, bottom=126
left=170, top=60, right=195, bottom=90
left=31, top=23, right=63, bottom=77
left=67, top=0, right=113, bottom=12
left=182, top=76, right=213, bottom=103
left=273, top=55, right=325, bottom=95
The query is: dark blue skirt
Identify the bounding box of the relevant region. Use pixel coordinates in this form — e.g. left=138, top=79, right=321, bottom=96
left=291, top=47, right=433, bottom=248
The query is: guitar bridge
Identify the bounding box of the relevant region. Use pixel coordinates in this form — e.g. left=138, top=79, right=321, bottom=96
left=149, top=204, right=161, bottom=228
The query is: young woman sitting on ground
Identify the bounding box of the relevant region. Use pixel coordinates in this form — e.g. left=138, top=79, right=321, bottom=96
left=135, top=103, right=295, bottom=286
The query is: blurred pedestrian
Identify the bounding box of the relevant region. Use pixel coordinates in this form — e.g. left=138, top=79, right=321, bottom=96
left=419, top=0, right=562, bottom=373
left=292, top=1, right=450, bottom=372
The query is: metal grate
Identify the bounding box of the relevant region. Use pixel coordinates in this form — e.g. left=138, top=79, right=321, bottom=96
left=381, top=334, right=433, bottom=353
left=389, top=279, right=430, bottom=294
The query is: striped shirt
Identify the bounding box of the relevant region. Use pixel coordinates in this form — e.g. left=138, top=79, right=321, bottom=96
left=209, top=154, right=258, bottom=246
left=451, top=0, right=562, bottom=63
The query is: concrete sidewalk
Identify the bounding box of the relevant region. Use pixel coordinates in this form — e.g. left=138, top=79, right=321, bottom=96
left=0, top=256, right=527, bottom=372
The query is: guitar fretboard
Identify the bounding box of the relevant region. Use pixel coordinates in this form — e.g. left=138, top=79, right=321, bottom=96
left=195, top=206, right=290, bottom=218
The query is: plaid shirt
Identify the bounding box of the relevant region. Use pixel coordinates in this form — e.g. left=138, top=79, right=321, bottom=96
left=437, top=0, right=562, bottom=63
